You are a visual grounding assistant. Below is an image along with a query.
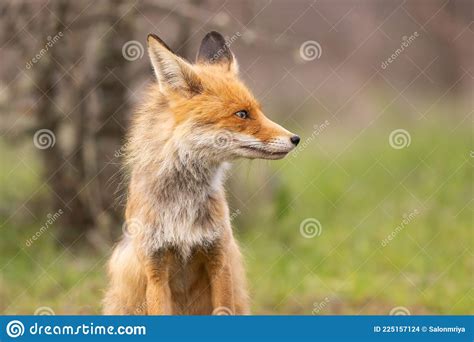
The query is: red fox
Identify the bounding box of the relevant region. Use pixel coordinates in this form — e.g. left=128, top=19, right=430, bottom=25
left=103, top=31, right=300, bottom=315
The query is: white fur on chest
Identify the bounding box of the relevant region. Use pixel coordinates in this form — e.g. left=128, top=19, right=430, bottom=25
left=145, top=218, right=223, bottom=260
left=134, top=162, right=230, bottom=259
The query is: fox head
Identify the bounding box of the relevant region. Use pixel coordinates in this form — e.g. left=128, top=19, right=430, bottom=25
left=135, top=31, right=299, bottom=165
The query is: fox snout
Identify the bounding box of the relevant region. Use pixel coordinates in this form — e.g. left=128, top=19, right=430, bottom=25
left=230, top=116, right=300, bottom=160
left=290, top=135, right=301, bottom=146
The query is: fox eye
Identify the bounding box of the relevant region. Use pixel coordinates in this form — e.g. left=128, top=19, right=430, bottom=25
left=235, top=110, right=249, bottom=119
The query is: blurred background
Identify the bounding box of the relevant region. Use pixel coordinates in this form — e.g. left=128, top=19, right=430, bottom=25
left=0, top=0, right=472, bottom=315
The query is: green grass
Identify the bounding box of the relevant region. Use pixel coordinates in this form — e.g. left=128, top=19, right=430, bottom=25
left=0, top=108, right=472, bottom=315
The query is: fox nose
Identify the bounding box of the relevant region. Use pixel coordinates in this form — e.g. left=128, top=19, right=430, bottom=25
left=290, top=135, right=300, bottom=146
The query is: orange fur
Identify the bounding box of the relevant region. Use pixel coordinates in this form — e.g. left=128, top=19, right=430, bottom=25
left=103, top=32, right=298, bottom=315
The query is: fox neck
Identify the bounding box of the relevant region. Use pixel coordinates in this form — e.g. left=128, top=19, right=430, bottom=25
left=160, top=145, right=229, bottom=196
left=129, top=143, right=230, bottom=258
left=133, top=139, right=230, bottom=204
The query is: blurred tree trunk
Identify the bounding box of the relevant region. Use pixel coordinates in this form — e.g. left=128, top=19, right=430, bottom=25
left=32, top=0, right=98, bottom=245
left=30, top=0, right=134, bottom=245
left=79, top=0, right=134, bottom=245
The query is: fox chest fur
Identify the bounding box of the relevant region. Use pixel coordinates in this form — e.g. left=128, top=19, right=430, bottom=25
left=127, top=157, right=231, bottom=259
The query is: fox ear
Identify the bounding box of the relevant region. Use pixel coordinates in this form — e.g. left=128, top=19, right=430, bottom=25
left=147, top=34, right=202, bottom=95
left=196, top=31, right=238, bottom=74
